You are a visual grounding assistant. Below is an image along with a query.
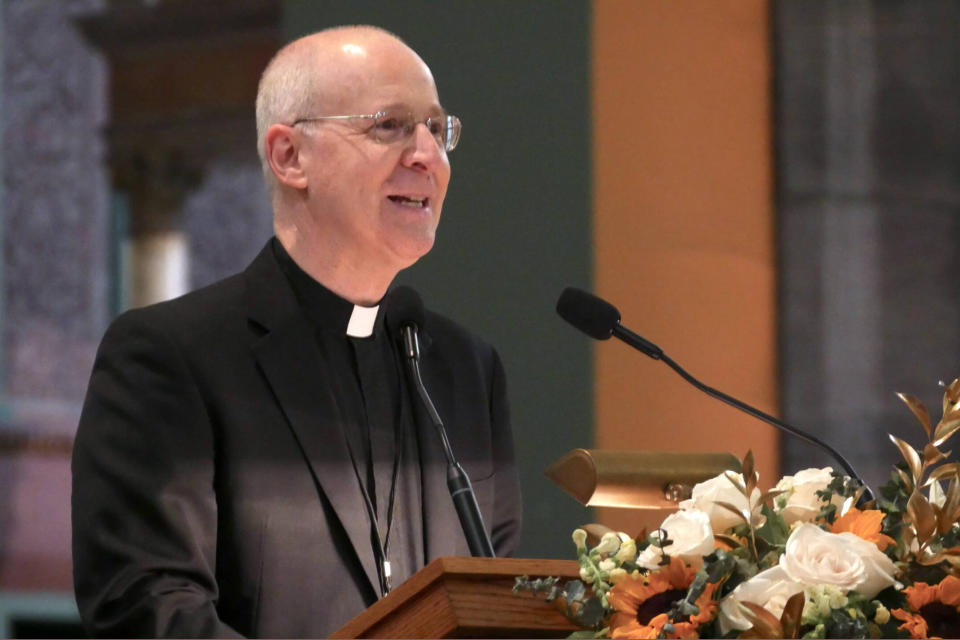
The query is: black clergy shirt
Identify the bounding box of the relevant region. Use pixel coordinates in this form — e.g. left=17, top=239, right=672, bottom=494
left=271, top=238, right=424, bottom=593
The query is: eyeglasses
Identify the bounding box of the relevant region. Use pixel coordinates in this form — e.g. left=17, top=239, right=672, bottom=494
left=291, top=109, right=462, bottom=152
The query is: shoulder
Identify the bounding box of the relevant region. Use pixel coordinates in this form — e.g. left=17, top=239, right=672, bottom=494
left=423, top=308, right=495, bottom=355
left=102, top=272, right=248, bottom=354
left=421, top=307, right=504, bottom=379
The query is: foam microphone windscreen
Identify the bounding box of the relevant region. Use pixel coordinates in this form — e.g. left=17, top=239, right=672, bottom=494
left=556, top=287, right=621, bottom=340
left=384, top=285, right=425, bottom=338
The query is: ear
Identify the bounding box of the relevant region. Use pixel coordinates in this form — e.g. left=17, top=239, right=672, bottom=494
left=264, top=124, right=309, bottom=189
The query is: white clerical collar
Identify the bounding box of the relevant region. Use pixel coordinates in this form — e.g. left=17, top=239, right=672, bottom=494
left=346, top=304, right=379, bottom=338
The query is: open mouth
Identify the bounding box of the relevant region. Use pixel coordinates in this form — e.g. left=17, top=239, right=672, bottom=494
left=388, top=195, right=428, bottom=209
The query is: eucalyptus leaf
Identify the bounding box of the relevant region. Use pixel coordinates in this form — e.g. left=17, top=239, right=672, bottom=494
left=564, top=579, right=587, bottom=603
left=704, top=549, right=737, bottom=582
left=576, top=596, right=606, bottom=629
left=757, top=504, right=789, bottom=547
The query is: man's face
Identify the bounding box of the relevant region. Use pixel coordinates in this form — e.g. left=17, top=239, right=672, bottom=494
left=297, top=40, right=451, bottom=273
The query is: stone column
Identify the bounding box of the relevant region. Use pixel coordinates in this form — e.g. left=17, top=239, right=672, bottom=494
left=113, top=148, right=200, bottom=307
left=75, top=0, right=278, bottom=308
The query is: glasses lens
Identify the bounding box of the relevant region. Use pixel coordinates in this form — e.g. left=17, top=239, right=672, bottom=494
left=445, top=115, right=461, bottom=152
left=371, top=111, right=414, bottom=144
left=371, top=110, right=461, bottom=152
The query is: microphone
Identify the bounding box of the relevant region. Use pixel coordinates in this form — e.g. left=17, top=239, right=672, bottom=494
left=385, top=286, right=496, bottom=558
left=556, top=287, right=874, bottom=503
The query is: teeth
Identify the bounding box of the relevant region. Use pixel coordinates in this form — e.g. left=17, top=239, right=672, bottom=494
left=390, top=195, right=426, bottom=208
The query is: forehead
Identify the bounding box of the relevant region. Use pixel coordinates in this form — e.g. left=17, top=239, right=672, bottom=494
left=317, top=39, right=442, bottom=113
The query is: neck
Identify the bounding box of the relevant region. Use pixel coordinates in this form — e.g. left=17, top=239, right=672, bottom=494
left=274, top=221, right=397, bottom=307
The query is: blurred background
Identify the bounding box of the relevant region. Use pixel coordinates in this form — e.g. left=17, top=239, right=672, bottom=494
left=0, top=0, right=958, bottom=635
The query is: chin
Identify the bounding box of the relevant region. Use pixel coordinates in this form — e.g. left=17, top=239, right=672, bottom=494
left=390, top=233, right=436, bottom=269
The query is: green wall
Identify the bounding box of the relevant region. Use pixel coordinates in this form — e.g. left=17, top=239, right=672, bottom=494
left=283, top=0, right=593, bottom=559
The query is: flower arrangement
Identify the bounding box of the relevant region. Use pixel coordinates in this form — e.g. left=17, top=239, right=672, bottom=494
left=516, top=378, right=960, bottom=638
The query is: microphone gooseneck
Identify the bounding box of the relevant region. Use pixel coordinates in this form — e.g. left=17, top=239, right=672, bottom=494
left=556, top=287, right=875, bottom=503
left=385, top=286, right=496, bottom=558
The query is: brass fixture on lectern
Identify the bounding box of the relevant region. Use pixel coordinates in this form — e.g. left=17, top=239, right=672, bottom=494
left=545, top=449, right=741, bottom=510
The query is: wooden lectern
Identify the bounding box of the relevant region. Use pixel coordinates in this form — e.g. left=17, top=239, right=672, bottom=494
left=331, top=557, right=581, bottom=638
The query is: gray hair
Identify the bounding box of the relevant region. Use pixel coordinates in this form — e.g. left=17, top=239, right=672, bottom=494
left=255, top=39, right=319, bottom=193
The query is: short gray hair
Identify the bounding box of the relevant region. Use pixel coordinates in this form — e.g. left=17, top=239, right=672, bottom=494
left=255, top=39, right=320, bottom=193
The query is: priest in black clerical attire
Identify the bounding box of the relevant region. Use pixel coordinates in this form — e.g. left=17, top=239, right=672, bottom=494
left=71, top=26, right=521, bottom=638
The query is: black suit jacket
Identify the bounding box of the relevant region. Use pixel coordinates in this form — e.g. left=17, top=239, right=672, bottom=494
left=71, top=242, right=521, bottom=638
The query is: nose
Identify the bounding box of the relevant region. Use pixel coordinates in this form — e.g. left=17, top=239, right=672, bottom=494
left=401, top=122, right=446, bottom=172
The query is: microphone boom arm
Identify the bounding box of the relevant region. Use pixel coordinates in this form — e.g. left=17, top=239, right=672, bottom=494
left=612, top=324, right=875, bottom=503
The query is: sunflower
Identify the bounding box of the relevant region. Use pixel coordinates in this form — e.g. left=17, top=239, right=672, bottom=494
left=891, top=575, right=960, bottom=639
left=829, top=507, right=897, bottom=551
left=607, top=556, right=718, bottom=639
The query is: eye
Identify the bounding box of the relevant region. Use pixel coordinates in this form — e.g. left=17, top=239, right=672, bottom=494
left=426, top=117, right=446, bottom=136
left=375, top=115, right=404, bottom=132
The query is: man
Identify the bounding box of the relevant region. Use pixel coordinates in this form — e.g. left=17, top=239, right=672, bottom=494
left=72, top=26, right=521, bottom=638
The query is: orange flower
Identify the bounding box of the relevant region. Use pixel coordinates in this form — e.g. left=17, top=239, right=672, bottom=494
left=608, top=557, right=718, bottom=639
left=892, top=576, right=960, bottom=639
left=829, top=508, right=897, bottom=551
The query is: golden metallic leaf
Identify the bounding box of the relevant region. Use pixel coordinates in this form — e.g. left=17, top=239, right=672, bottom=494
left=933, top=407, right=960, bottom=446
left=945, top=476, right=960, bottom=526
left=780, top=592, right=806, bottom=639
left=897, top=467, right=915, bottom=493
left=908, top=491, right=938, bottom=544
left=944, top=377, right=960, bottom=415
left=724, top=470, right=747, bottom=494
left=743, top=450, right=758, bottom=496
left=891, top=434, right=923, bottom=485
left=924, top=443, right=947, bottom=466
left=919, top=550, right=946, bottom=566
left=901, top=525, right=917, bottom=550
left=715, top=500, right=751, bottom=527
left=899, top=392, right=932, bottom=439
left=924, top=463, right=960, bottom=486
left=741, top=602, right=784, bottom=639
left=715, top=534, right=744, bottom=549
left=760, top=488, right=786, bottom=508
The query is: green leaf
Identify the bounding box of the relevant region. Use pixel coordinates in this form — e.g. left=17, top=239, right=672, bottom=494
left=756, top=504, right=790, bottom=547
left=564, top=580, right=586, bottom=603
left=703, top=549, right=737, bottom=582
left=575, top=597, right=606, bottom=629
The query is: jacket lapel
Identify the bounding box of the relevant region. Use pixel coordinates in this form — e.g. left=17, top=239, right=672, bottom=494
left=243, top=244, right=381, bottom=594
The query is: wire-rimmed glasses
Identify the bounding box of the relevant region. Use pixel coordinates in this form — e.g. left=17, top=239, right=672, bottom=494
left=292, top=108, right=462, bottom=152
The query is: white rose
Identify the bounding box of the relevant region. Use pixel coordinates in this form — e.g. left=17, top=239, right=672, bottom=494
left=679, top=473, right=761, bottom=533
left=718, top=565, right=805, bottom=634
left=779, top=524, right=899, bottom=598
left=775, top=467, right=843, bottom=525
left=637, top=509, right=714, bottom=570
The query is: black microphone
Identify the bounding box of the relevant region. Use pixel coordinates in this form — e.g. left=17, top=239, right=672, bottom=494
left=556, top=286, right=875, bottom=503
left=385, top=286, right=496, bottom=558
